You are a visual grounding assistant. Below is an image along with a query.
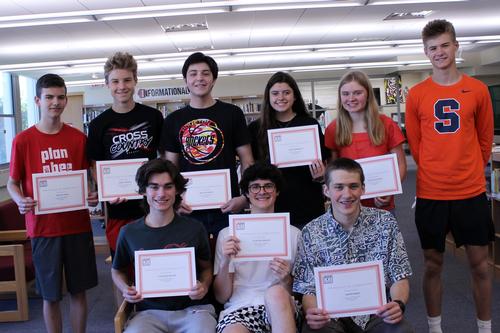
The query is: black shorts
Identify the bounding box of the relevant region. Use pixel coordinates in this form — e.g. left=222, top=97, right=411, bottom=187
left=415, top=193, right=495, bottom=252
left=31, top=232, right=98, bottom=301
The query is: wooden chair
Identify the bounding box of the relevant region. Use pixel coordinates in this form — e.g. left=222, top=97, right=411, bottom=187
left=0, top=243, right=28, bottom=322
left=0, top=200, right=35, bottom=322
left=114, top=300, right=133, bottom=333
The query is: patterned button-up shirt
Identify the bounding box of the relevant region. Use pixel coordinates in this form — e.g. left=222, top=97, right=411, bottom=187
left=292, top=206, right=412, bottom=328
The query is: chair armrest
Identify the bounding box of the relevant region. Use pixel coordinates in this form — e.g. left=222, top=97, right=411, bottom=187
left=114, top=299, right=133, bottom=333
left=0, top=230, right=27, bottom=242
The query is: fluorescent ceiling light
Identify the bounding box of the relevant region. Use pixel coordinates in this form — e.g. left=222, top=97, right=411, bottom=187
left=370, top=0, right=467, bottom=4
left=99, top=9, right=227, bottom=21
left=234, top=2, right=360, bottom=11
left=0, top=17, right=94, bottom=29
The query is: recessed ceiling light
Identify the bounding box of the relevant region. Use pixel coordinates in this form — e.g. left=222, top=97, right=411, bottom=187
left=384, top=10, right=433, bottom=20
left=161, top=22, right=208, bottom=33
left=177, top=45, right=214, bottom=52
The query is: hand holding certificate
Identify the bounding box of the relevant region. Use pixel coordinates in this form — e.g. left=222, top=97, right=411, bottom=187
left=135, top=247, right=197, bottom=298
left=181, top=169, right=231, bottom=210
left=32, top=170, right=88, bottom=215
left=356, top=153, right=402, bottom=200
left=314, top=260, right=386, bottom=318
left=228, top=213, right=291, bottom=262
left=96, top=158, right=147, bottom=202
left=268, top=125, right=322, bottom=168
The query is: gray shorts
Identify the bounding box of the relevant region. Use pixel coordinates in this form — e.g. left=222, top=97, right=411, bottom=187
left=31, top=232, right=98, bottom=301
left=124, top=304, right=217, bottom=333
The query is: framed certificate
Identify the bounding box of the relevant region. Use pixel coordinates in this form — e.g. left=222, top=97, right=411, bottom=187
left=32, top=170, right=88, bottom=215
left=96, top=158, right=147, bottom=201
left=181, top=169, right=231, bottom=210
left=314, top=260, right=386, bottom=318
left=356, top=153, right=402, bottom=199
left=135, top=247, right=197, bottom=298
left=228, top=213, right=291, bottom=262
left=268, top=125, right=322, bottom=168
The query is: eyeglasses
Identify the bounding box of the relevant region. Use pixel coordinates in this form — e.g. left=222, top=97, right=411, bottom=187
left=248, top=183, right=276, bottom=194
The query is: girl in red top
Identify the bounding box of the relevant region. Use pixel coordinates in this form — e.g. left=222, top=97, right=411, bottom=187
left=324, top=70, right=407, bottom=211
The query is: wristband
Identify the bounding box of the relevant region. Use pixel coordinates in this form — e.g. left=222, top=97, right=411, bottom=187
left=393, top=300, right=406, bottom=313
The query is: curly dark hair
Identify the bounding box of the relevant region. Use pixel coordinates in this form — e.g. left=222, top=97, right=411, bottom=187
left=135, top=159, right=188, bottom=212
left=239, top=162, right=285, bottom=196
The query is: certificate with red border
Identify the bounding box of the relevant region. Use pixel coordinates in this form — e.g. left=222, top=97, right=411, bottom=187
left=32, top=170, right=88, bottom=215
left=356, top=153, right=402, bottom=200
left=268, top=125, right=322, bottom=168
left=96, top=158, right=147, bottom=202
left=228, top=213, right=291, bottom=262
left=181, top=169, right=231, bottom=210
left=314, top=260, right=386, bottom=318
left=135, top=247, right=197, bottom=298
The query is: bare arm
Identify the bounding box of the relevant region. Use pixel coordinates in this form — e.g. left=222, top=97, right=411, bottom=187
left=7, top=177, right=37, bottom=214
left=189, top=258, right=213, bottom=300
left=302, top=294, right=330, bottom=330
left=236, top=144, right=254, bottom=173
left=376, top=278, right=410, bottom=324
left=111, top=268, right=142, bottom=303
left=213, top=235, right=239, bottom=304
left=390, top=144, right=407, bottom=181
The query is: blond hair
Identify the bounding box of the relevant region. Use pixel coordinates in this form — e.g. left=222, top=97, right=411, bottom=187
left=335, top=70, right=384, bottom=146
left=103, top=52, right=138, bottom=83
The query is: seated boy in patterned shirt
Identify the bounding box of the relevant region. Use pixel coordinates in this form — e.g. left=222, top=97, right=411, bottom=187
left=293, top=158, right=413, bottom=333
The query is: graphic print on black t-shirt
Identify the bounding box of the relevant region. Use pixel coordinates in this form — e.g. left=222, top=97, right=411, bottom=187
left=179, top=118, right=225, bottom=165
left=107, top=121, right=155, bottom=159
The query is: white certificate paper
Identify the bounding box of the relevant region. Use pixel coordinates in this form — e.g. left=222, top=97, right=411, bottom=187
left=356, top=153, right=402, bottom=200
left=96, top=158, right=147, bottom=201
left=182, top=169, right=231, bottom=210
left=228, top=213, right=291, bottom=262
left=268, top=125, right=322, bottom=168
left=32, top=170, right=88, bottom=215
left=314, top=260, right=387, bottom=318
left=135, top=247, right=197, bottom=298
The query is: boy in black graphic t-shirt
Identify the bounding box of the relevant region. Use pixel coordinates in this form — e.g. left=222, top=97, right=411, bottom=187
left=86, top=52, right=163, bottom=256
left=159, top=52, right=254, bottom=237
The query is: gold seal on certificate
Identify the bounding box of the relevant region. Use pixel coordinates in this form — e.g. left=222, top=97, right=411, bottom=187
left=267, top=125, right=322, bottom=168
left=181, top=169, right=231, bottom=210
left=356, top=153, right=403, bottom=199
left=228, top=213, right=291, bottom=262
left=32, top=170, right=88, bottom=215
left=96, top=158, right=147, bottom=201
left=314, top=260, right=387, bottom=318
left=135, top=247, right=197, bottom=298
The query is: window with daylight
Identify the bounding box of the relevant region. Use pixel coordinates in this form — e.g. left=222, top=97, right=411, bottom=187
left=0, top=73, right=15, bottom=164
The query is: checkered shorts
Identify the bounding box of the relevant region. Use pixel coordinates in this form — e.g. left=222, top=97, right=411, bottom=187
left=216, top=302, right=301, bottom=333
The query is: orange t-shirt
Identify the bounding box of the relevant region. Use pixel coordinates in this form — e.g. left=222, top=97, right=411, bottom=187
left=405, top=74, right=493, bottom=200
left=325, top=114, right=405, bottom=210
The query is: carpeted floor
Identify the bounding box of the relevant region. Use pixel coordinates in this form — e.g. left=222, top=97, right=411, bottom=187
left=1, top=158, right=500, bottom=332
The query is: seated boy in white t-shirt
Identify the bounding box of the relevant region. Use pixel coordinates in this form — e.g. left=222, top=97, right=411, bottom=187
left=213, top=162, right=300, bottom=333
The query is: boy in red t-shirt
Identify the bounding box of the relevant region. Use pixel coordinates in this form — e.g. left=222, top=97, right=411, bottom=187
left=406, top=20, right=494, bottom=333
left=8, top=74, right=97, bottom=333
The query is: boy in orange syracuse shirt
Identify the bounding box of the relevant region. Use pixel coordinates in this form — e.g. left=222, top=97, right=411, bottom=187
left=405, top=19, right=494, bottom=333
